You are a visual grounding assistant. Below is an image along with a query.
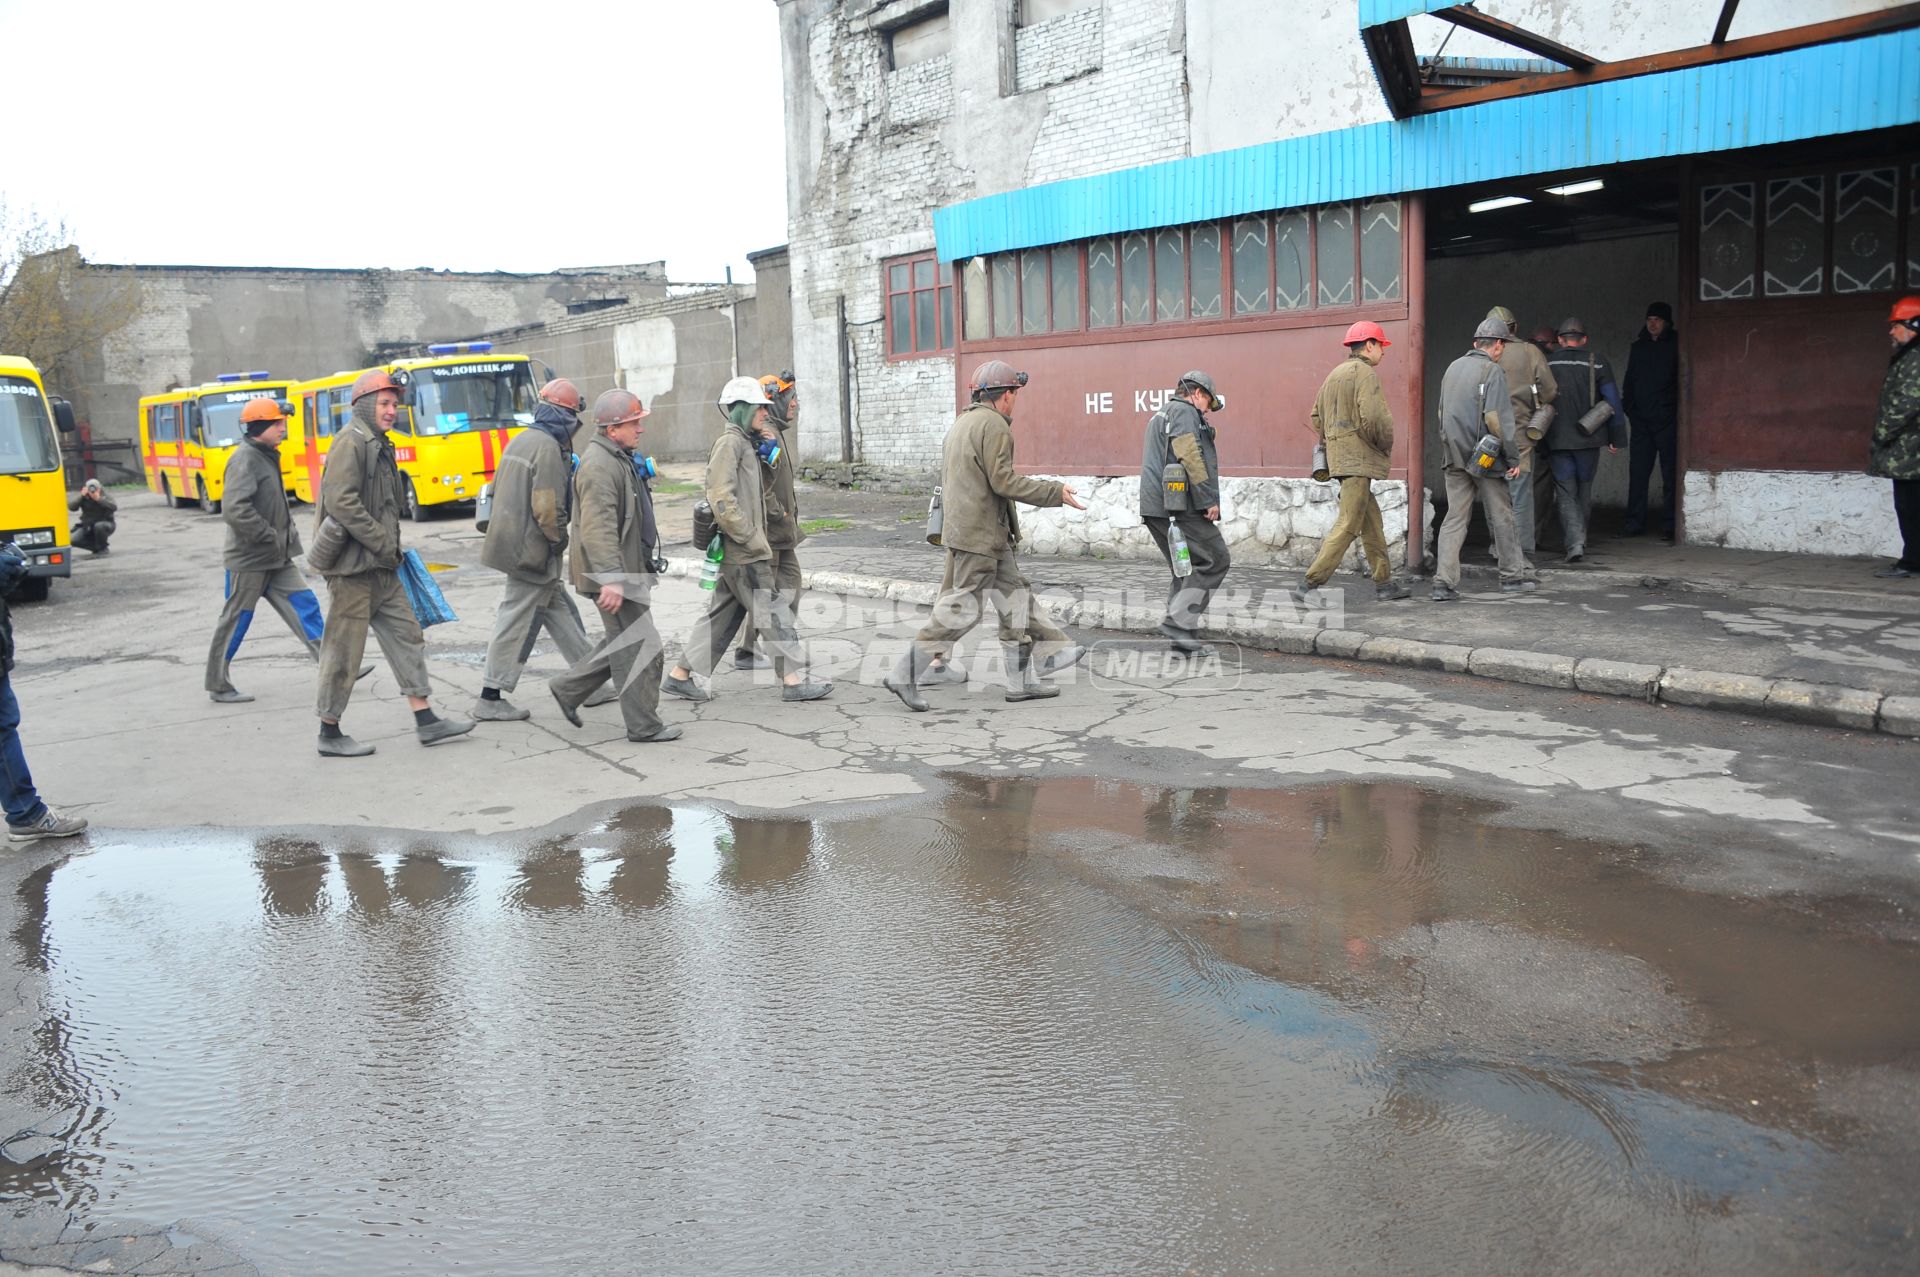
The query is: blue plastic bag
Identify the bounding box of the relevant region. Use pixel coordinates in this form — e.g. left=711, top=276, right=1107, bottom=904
left=398, top=549, right=457, bottom=628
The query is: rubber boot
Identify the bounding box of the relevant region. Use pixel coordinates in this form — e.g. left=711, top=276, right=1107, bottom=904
left=1003, top=644, right=1060, bottom=703
left=885, top=647, right=930, bottom=712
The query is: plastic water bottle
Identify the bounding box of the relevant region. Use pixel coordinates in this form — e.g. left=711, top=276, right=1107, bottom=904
left=699, top=534, right=723, bottom=590
left=1168, top=520, right=1193, bottom=578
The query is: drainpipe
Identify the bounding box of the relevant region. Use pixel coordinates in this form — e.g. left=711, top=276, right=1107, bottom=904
left=836, top=294, right=854, bottom=463
left=726, top=266, right=740, bottom=378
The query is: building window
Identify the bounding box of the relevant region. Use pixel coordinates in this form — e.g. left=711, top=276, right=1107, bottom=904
left=1018, top=0, right=1096, bottom=24
left=1188, top=224, right=1223, bottom=319
left=991, top=255, right=1019, bottom=338
left=1154, top=230, right=1187, bottom=322
left=1050, top=244, right=1081, bottom=331
left=1359, top=198, right=1403, bottom=302
left=1021, top=250, right=1050, bottom=335
left=1702, top=159, right=1918, bottom=303
left=1764, top=175, right=1825, bottom=297
left=1275, top=211, right=1312, bottom=310
left=1699, top=182, right=1757, bottom=301
left=961, top=257, right=990, bottom=341
left=1121, top=232, right=1152, bottom=325
left=887, top=6, right=951, bottom=70
left=884, top=250, right=953, bottom=358
left=1316, top=205, right=1356, bottom=307
left=1231, top=218, right=1270, bottom=315
left=1087, top=238, right=1118, bottom=328
left=1833, top=168, right=1897, bottom=294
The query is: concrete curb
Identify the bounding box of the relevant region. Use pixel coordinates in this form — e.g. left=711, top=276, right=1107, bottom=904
left=658, top=559, right=1914, bottom=739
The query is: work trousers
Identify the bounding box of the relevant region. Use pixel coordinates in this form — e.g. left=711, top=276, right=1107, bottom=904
left=482, top=574, right=594, bottom=693
left=1435, top=468, right=1535, bottom=589
left=1625, top=422, right=1677, bottom=536
left=682, top=558, right=805, bottom=679
left=913, top=547, right=1068, bottom=657
left=1301, top=477, right=1391, bottom=587
left=315, top=568, right=432, bottom=720
left=0, top=676, right=47, bottom=829
left=71, top=520, right=114, bottom=552
left=1144, top=515, right=1232, bottom=635
left=1509, top=451, right=1540, bottom=556
left=552, top=595, right=665, bottom=738
left=1549, top=449, right=1602, bottom=556
left=205, top=563, right=324, bottom=694
left=1894, top=479, right=1920, bottom=571
left=738, top=547, right=802, bottom=656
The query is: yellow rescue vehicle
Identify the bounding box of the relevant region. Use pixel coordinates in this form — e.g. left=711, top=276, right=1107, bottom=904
left=138, top=371, right=298, bottom=512
left=0, top=356, right=71, bottom=601
left=289, top=343, right=537, bottom=518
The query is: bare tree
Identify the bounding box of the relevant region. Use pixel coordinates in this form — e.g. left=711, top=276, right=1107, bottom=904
left=0, top=199, right=141, bottom=386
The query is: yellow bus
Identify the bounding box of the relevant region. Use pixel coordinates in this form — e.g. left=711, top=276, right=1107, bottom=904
left=290, top=343, right=537, bottom=518
left=138, top=371, right=298, bottom=512
left=0, top=356, right=71, bottom=602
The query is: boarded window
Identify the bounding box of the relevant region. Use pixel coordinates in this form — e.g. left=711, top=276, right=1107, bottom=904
left=1699, top=182, right=1757, bottom=301
left=1316, top=205, right=1355, bottom=307
left=1021, top=250, right=1050, bottom=334
left=1050, top=244, right=1080, bottom=330
left=992, top=254, right=1019, bottom=338
left=1763, top=175, right=1824, bottom=297
left=1154, top=230, right=1186, bottom=322
left=1833, top=168, right=1897, bottom=294
left=1359, top=198, right=1402, bottom=303
left=1275, top=211, right=1311, bottom=310
left=1231, top=218, right=1270, bottom=315
left=889, top=10, right=951, bottom=69
left=1019, top=0, right=1093, bottom=23
left=1189, top=224, right=1223, bottom=319
left=962, top=258, right=989, bottom=341
left=1121, top=232, right=1151, bottom=325
left=1087, top=237, right=1118, bottom=328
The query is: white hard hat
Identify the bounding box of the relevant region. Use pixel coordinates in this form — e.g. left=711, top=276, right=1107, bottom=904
left=717, top=375, right=773, bottom=408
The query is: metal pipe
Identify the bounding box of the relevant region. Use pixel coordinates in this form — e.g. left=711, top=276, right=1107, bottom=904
left=836, top=294, right=854, bottom=463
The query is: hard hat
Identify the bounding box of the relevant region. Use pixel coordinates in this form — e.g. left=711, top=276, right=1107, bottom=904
left=759, top=371, right=795, bottom=397
left=969, top=360, right=1029, bottom=395
left=1177, top=369, right=1224, bottom=412
left=593, top=388, right=649, bottom=428
left=717, top=375, right=773, bottom=407
left=1890, top=296, right=1920, bottom=325
left=1473, top=316, right=1511, bottom=342
left=350, top=369, right=403, bottom=403
left=1486, top=305, right=1517, bottom=333
left=239, top=396, right=288, bottom=424
left=1342, top=320, right=1391, bottom=348
left=539, top=378, right=585, bottom=412
left=1556, top=317, right=1587, bottom=337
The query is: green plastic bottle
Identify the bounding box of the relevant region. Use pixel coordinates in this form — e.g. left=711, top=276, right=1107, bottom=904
left=699, top=534, right=724, bottom=590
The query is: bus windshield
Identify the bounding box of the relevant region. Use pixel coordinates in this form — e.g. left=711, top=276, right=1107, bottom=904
left=198, top=387, right=290, bottom=449
left=0, top=377, right=59, bottom=475
left=404, top=362, right=536, bottom=437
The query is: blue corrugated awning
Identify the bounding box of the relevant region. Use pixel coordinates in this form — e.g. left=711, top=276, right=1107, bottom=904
left=931, top=27, right=1920, bottom=262
left=1357, top=0, right=1455, bottom=24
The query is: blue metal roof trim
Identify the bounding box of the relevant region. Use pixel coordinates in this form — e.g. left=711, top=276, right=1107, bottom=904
left=1357, top=0, right=1455, bottom=25
left=932, top=28, right=1920, bottom=262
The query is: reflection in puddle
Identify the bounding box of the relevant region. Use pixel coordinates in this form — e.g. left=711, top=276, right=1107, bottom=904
left=7, top=780, right=1918, bottom=1274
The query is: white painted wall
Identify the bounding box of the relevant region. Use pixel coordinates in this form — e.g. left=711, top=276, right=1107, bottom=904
left=1684, top=471, right=1904, bottom=558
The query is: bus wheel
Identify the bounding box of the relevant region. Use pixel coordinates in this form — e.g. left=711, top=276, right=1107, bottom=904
left=169, top=478, right=194, bottom=510
left=405, top=478, right=429, bottom=522
left=12, top=576, right=49, bottom=603
left=198, top=479, right=221, bottom=515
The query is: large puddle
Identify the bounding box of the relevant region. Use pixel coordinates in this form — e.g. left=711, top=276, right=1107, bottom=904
left=7, top=780, right=1919, bottom=1274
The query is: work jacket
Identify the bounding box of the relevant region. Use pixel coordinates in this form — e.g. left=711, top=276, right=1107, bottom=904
left=1139, top=398, right=1220, bottom=517
left=1543, top=349, right=1628, bottom=453
left=940, top=403, right=1065, bottom=555
left=1623, top=326, right=1681, bottom=431
left=1495, top=338, right=1557, bottom=466
left=1870, top=340, right=1920, bottom=482
left=1309, top=355, right=1395, bottom=480
left=1437, top=349, right=1515, bottom=473
left=482, top=426, right=571, bottom=583
left=763, top=416, right=806, bottom=551
left=707, top=424, right=773, bottom=564
left=569, top=433, right=659, bottom=597
left=315, top=419, right=404, bottom=576
left=68, top=490, right=117, bottom=526
left=222, top=439, right=301, bottom=571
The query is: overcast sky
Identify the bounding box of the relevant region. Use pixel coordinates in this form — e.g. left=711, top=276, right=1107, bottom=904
left=0, top=0, right=789, bottom=282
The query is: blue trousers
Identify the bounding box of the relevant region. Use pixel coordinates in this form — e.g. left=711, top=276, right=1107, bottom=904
left=0, top=675, right=47, bottom=829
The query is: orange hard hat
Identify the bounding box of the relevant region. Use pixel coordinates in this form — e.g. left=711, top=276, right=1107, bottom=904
left=1891, top=296, right=1920, bottom=325
left=350, top=368, right=403, bottom=403
left=592, top=388, right=649, bottom=428
left=239, top=396, right=288, bottom=424
left=1343, top=320, right=1391, bottom=348
left=539, top=378, right=584, bottom=412
left=759, top=371, right=795, bottom=396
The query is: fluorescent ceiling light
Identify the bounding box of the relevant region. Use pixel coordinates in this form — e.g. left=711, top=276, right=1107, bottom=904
left=1468, top=195, right=1531, bottom=213
left=1544, top=179, right=1605, bottom=196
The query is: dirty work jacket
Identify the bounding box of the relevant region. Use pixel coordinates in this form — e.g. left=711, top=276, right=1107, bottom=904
left=941, top=402, right=1066, bottom=555
left=1309, top=355, right=1394, bottom=480
left=1437, top=349, right=1515, bottom=472
left=482, top=426, right=571, bottom=583
left=1870, top=340, right=1920, bottom=482
left=569, top=433, right=658, bottom=597
left=1495, top=337, right=1557, bottom=465
left=706, top=424, right=773, bottom=565
left=69, top=490, right=117, bottom=524
left=222, top=439, right=301, bottom=571
left=1139, top=398, right=1219, bottom=517
left=1543, top=349, right=1628, bottom=453
left=764, top=417, right=806, bottom=551
left=315, top=420, right=404, bottom=576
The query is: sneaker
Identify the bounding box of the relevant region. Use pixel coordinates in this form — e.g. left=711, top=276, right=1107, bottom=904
left=1500, top=579, right=1539, bottom=594
left=209, top=688, right=255, bottom=704
left=1431, top=584, right=1460, bottom=602
left=1375, top=579, right=1412, bottom=601
left=627, top=725, right=685, bottom=743
left=781, top=679, right=834, bottom=702
left=7, top=808, right=87, bottom=843
left=1872, top=564, right=1914, bottom=579
left=663, top=673, right=711, bottom=702
left=734, top=650, right=771, bottom=671
left=471, top=697, right=531, bottom=722
left=417, top=716, right=475, bottom=747
left=317, top=733, right=375, bottom=758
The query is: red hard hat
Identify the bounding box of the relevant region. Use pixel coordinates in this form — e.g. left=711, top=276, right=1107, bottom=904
left=239, top=396, right=288, bottom=424
left=350, top=369, right=403, bottom=403
left=539, top=378, right=585, bottom=412
left=1891, top=296, right=1920, bottom=324
left=969, top=360, right=1029, bottom=395
left=1343, top=321, right=1391, bottom=348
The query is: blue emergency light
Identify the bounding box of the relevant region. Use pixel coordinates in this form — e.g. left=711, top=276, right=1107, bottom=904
left=215, top=370, right=271, bottom=382
left=426, top=342, right=494, bottom=356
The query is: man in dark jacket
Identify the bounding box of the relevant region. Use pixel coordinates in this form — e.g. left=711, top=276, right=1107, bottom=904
left=1543, top=318, right=1628, bottom=563
left=311, top=369, right=472, bottom=757
left=474, top=378, right=597, bottom=720
left=68, top=481, right=117, bottom=553
left=204, top=397, right=332, bottom=703
left=1869, top=295, right=1920, bottom=578
left=0, top=544, right=86, bottom=843
left=1622, top=300, right=1680, bottom=539
left=1140, top=370, right=1233, bottom=653
left=548, top=389, right=681, bottom=742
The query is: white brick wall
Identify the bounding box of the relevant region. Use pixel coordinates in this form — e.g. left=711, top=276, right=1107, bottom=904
left=1014, top=6, right=1102, bottom=93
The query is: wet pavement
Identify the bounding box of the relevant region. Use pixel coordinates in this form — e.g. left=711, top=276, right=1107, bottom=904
left=6, top=779, right=1917, bottom=1275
